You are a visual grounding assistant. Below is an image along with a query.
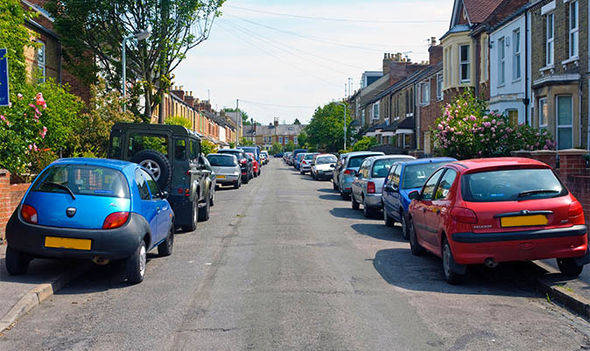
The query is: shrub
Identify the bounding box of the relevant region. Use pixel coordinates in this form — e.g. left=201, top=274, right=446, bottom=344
left=352, top=136, right=377, bottom=152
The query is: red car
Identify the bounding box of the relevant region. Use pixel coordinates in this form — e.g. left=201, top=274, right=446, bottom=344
left=407, top=157, right=588, bottom=284
left=246, top=153, right=260, bottom=177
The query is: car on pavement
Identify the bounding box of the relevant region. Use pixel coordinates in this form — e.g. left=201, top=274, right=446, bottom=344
left=246, top=152, right=261, bottom=177
left=274, top=152, right=284, bottom=158
left=382, top=157, right=456, bottom=239
left=283, top=152, right=292, bottom=164
left=334, top=151, right=384, bottom=200
left=108, top=123, right=213, bottom=232
left=294, top=153, right=305, bottom=171
left=351, top=155, right=415, bottom=217
left=238, top=146, right=261, bottom=164
left=217, top=149, right=254, bottom=184
left=260, top=151, right=269, bottom=164
left=407, top=157, right=589, bottom=284
left=332, top=153, right=349, bottom=191
left=207, top=153, right=242, bottom=189
left=299, top=153, right=318, bottom=174
left=292, top=149, right=308, bottom=168
left=311, top=154, right=338, bottom=180
left=5, top=158, right=175, bottom=284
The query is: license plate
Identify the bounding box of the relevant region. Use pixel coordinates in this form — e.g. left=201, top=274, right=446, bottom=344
left=500, top=215, right=548, bottom=227
left=217, top=175, right=226, bottom=179
left=45, top=236, right=92, bottom=250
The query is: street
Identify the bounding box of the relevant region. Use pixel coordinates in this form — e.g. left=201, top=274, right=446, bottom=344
left=1, top=161, right=589, bottom=351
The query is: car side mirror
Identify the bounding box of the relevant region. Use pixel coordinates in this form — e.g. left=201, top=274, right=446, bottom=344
left=384, top=184, right=394, bottom=192
left=330, top=164, right=335, bottom=168
left=408, top=190, right=420, bottom=200
left=160, top=191, right=169, bottom=199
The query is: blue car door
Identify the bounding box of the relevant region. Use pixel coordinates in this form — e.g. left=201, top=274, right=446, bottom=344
left=143, top=170, right=172, bottom=243
left=136, top=169, right=161, bottom=247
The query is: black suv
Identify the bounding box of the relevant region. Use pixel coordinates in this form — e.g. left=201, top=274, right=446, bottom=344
left=108, top=123, right=214, bottom=232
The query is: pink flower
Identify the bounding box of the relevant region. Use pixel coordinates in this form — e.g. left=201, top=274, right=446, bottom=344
left=40, top=126, right=47, bottom=138
left=0, top=115, right=4, bottom=121
left=469, top=115, right=476, bottom=121
left=437, top=124, right=443, bottom=130
left=483, top=122, right=491, bottom=128
left=17, top=93, right=23, bottom=100
left=35, top=93, right=47, bottom=109
left=28, top=144, right=32, bottom=151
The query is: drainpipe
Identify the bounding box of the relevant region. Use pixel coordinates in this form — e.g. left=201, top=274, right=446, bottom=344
left=523, top=9, right=530, bottom=125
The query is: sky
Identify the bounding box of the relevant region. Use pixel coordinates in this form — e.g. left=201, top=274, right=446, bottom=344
left=174, top=0, right=454, bottom=125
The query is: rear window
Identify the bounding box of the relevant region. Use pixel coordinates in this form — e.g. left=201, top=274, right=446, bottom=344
left=462, top=168, right=566, bottom=202
left=317, top=156, right=337, bottom=164
left=304, top=154, right=314, bottom=160
left=348, top=155, right=373, bottom=168
left=128, top=133, right=168, bottom=159
left=372, top=158, right=407, bottom=178
left=207, top=155, right=237, bottom=167
left=32, top=165, right=130, bottom=198
left=402, top=162, right=448, bottom=189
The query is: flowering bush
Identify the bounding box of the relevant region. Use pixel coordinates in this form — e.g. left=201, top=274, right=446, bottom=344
left=431, top=91, right=555, bottom=160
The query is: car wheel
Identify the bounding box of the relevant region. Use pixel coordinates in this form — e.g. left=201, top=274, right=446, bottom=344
left=234, top=180, right=240, bottom=189
left=362, top=198, right=374, bottom=218
left=243, top=175, right=249, bottom=184
left=384, top=208, right=395, bottom=227
left=557, top=258, right=584, bottom=277
left=5, top=246, right=31, bottom=275
left=158, top=226, right=174, bottom=257
left=339, top=184, right=350, bottom=200
left=333, top=181, right=338, bottom=190
left=209, top=190, right=214, bottom=207
left=351, top=195, right=360, bottom=210
left=131, top=150, right=172, bottom=189
left=126, top=240, right=147, bottom=284
left=409, top=217, right=425, bottom=256
left=442, top=238, right=464, bottom=285
left=182, top=201, right=198, bottom=232
left=198, top=197, right=210, bottom=222
left=401, top=212, right=410, bottom=240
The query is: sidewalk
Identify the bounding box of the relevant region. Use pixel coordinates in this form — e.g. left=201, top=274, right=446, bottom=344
left=0, top=244, right=87, bottom=332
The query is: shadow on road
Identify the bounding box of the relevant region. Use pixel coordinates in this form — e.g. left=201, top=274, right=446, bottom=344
left=317, top=188, right=336, bottom=193
left=329, top=207, right=371, bottom=220
left=373, top=248, right=546, bottom=296
left=319, top=194, right=342, bottom=201
left=351, top=223, right=406, bottom=243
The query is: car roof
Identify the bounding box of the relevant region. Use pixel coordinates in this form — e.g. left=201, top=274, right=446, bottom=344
left=207, top=153, right=235, bottom=157
left=346, top=151, right=384, bottom=157
left=112, top=122, right=200, bottom=139
left=451, top=157, right=552, bottom=172
left=397, top=157, right=457, bottom=166
left=218, top=149, right=243, bottom=153
left=51, top=158, right=135, bottom=171
left=371, top=155, right=415, bottom=161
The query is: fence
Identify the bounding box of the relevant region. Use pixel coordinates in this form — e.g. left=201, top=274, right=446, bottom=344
left=0, top=170, right=30, bottom=243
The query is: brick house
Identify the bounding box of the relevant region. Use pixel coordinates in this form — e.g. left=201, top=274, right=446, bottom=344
left=245, top=120, right=305, bottom=150
left=529, top=0, right=588, bottom=149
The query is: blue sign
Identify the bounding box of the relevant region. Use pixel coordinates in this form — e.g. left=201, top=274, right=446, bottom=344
left=0, top=48, right=8, bottom=107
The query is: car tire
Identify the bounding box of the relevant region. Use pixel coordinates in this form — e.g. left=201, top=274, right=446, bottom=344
left=442, top=238, right=464, bottom=285
left=401, top=212, right=410, bottom=240
left=131, top=150, right=172, bottom=189
left=362, top=198, right=374, bottom=218
left=126, top=240, right=147, bottom=284
left=5, top=246, right=31, bottom=275
left=351, top=195, right=360, bottom=210
left=198, top=197, right=210, bottom=222
left=158, top=226, right=174, bottom=257
left=182, top=201, right=198, bottom=232
left=300, top=170, right=304, bottom=175
left=209, top=192, right=214, bottom=207
left=339, top=184, right=350, bottom=200
left=384, top=208, right=395, bottom=227
left=409, top=217, right=425, bottom=256
left=333, top=181, right=338, bottom=190
left=234, top=180, right=240, bottom=189
left=557, top=258, right=584, bottom=277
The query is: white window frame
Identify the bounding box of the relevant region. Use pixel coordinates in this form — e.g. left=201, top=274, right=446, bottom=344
left=498, top=37, right=505, bottom=86
left=419, top=81, right=430, bottom=105
left=372, top=102, right=380, bottom=120
left=459, top=44, right=470, bottom=83
left=294, top=136, right=298, bottom=145
left=436, top=73, right=443, bottom=100
left=546, top=13, right=554, bottom=66
left=556, top=95, right=574, bottom=150
left=512, top=29, right=521, bottom=81
left=37, top=41, right=46, bottom=83
left=539, top=98, right=548, bottom=128
left=569, top=0, right=579, bottom=58
left=278, top=136, right=283, bottom=144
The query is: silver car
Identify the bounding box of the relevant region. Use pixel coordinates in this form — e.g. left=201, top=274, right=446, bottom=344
left=206, top=153, right=242, bottom=189
left=351, top=155, right=415, bottom=217
left=311, top=154, right=338, bottom=180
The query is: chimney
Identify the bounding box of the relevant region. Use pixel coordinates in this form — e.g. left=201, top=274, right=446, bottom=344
left=171, top=88, right=184, bottom=101
left=274, top=117, right=279, bottom=128
left=383, top=53, right=394, bottom=75
left=429, top=37, right=437, bottom=47
left=428, top=37, right=443, bottom=66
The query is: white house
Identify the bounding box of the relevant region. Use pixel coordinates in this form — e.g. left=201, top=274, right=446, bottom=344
left=489, top=11, right=531, bottom=125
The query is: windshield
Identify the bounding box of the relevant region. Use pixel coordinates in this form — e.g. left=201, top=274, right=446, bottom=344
left=372, top=158, right=407, bottom=178
left=207, top=155, right=237, bottom=167
left=348, top=155, right=374, bottom=168
left=304, top=154, right=314, bottom=160
left=462, top=168, right=566, bottom=202
left=32, top=165, right=130, bottom=198
left=402, top=162, right=448, bottom=189
left=317, top=156, right=337, bottom=164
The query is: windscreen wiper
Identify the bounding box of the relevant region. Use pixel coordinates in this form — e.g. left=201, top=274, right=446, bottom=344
left=42, top=181, right=76, bottom=200
left=517, top=189, right=559, bottom=198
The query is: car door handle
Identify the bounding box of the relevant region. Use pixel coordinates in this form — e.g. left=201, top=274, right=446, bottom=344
left=422, top=208, right=427, bottom=213
left=156, top=207, right=161, bottom=213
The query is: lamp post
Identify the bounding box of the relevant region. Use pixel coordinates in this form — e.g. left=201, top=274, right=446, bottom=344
left=122, top=30, right=150, bottom=111
left=336, top=102, right=347, bottom=150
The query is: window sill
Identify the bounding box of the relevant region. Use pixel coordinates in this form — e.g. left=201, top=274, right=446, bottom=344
left=540, top=64, right=554, bottom=72
left=497, top=83, right=505, bottom=88
left=561, top=56, right=579, bottom=66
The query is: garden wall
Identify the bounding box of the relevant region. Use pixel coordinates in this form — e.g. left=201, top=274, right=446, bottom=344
left=0, top=170, right=30, bottom=243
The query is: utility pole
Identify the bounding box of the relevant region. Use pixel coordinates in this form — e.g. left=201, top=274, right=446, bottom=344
left=336, top=102, right=347, bottom=150
left=236, top=98, right=240, bottom=146
left=348, top=77, right=353, bottom=98
left=158, top=0, right=169, bottom=124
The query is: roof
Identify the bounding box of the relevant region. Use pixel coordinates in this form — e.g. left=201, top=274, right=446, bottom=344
left=463, top=0, right=505, bottom=24
left=52, top=158, right=135, bottom=170
left=370, top=62, right=442, bottom=105
left=251, top=124, right=306, bottom=136
left=452, top=157, right=551, bottom=172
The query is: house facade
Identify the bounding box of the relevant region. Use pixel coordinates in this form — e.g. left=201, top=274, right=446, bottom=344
left=247, top=120, right=305, bottom=150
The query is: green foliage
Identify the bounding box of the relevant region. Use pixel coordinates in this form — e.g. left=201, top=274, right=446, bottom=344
left=293, top=118, right=301, bottom=125
left=431, top=91, right=555, bottom=160
left=165, top=115, right=192, bottom=129
left=201, top=139, right=217, bottom=155
left=239, top=137, right=254, bottom=146
left=305, top=102, right=351, bottom=152
left=297, top=131, right=308, bottom=147
left=284, top=140, right=295, bottom=152
left=228, top=141, right=235, bottom=148
left=352, top=136, right=377, bottom=151
left=270, top=143, right=282, bottom=155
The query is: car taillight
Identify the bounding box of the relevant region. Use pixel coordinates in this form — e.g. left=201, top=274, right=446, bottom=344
left=568, top=201, right=585, bottom=224
left=103, top=212, right=130, bottom=229
left=21, top=204, right=38, bottom=224
left=344, top=169, right=354, bottom=175
left=240, top=159, right=247, bottom=164
left=451, top=207, right=478, bottom=224
left=302, top=161, right=307, bottom=165
left=367, top=181, right=376, bottom=194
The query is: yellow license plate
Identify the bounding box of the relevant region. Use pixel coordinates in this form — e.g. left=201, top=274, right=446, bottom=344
left=500, top=215, right=548, bottom=227
left=217, top=175, right=226, bottom=179
left=45, top=236, right=92, bottom=250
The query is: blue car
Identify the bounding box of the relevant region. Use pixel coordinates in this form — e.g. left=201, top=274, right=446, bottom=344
left=5, top=158, right=175, bottom=284
left=382, top=157, right=456, bottom=239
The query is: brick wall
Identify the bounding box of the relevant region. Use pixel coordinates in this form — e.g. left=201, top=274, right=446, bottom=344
left=0, top=170, right=30, bottom=243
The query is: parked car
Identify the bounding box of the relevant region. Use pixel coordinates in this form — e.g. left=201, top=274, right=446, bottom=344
left=246, top=152, right=260, bottom=177
left=351, top=155, right=415, bottom=217
left=407, top=157, right=589, bottom=284
left=382, top=157, right=456, bottom=239
left=311, top=154, right=338, bottom=180
left=274, top=152, right=284, bottom=158
left=332, top=153, right=349, bottom=191
left=5, top=158, right=174, bottom=284
left=260, top=151, right=269, bottom=164
left=299, top=153, right=318, bottom=174
left=283, top=152, right=292, bottom=164
left=292, top=149, right=308, bottom=168
left=295, top=153, right=306, bottom=170
left=108, top=123, right=213, bottom=232
left=207, top=153, right=242, bottom=189
left=217, top=149, right=253, bottom=184
left=238, top=146, right=261, bottom=164
left=334, top=151, right=384, bottom=200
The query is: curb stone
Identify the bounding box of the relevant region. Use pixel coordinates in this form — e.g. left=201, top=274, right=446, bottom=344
left=0, top=263, right=90, bottom=333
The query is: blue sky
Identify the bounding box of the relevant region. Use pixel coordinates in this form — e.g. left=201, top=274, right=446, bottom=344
left=175, top=0, right=454, bottom=125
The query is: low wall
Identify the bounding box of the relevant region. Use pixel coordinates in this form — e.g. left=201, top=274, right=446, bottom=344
left=0, top=170, right=30, bottom=243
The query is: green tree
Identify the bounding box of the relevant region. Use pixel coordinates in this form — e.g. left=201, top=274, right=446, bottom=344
left=46, top=0, right=226, bottom=122
left=293, top=118, right=301, bottom=125
left=285, top=140, right=295, bottom=152
left=297, top=131, right=308, bottom=147
left=305, top=102, right=351, bottom=152
left=270, top=142, right=282, bottom=155
left=239, top=137, right=254, bottom=146
left=201, top=139, right=217, bottom=155
left=352, top=136, right=377, bottom=151
left=165, top=115, right=192, bottom=129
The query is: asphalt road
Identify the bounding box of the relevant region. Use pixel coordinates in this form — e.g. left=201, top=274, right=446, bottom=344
left=1, top=161, right=589, bottom=350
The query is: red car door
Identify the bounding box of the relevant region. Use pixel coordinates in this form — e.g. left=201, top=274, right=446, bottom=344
left=424, top=169, right=458, bottom=254
left=414, top=168, right=445, bottom=249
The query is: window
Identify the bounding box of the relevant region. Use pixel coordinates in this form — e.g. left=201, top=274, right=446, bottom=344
left=294, top=136, right=298, bottom=145
left=278, top=136, right=283, bottom=144
left=190, top=140, right=200, bottom=161
left=459, top=45, right=470, bottom=83
left=372, top=102, right=380, bottom=120
left=388, top=165, right=401, bottom=188
left=546, top=13, right=554, bottom=66
left=175, top=139, right=186, bottom=160
left=507, top=109, right=518, bottom=125
left=539, top=98, right=548, bottom=128
left=142, top=170, right=161, bottom=199
left=513, top=29, right=521, bottom=80
left=569, top=0, right=579, bottom=58
left=434, top=169, right=457, bottom=200
left=37, top=41, right=46, bottom=83
left=421, top=168, right=445, bottom=201
left=498, top=37, right=505, bottom=85
left=436, top=73, right=443, bottom=100
left=135, top=169, right=151, bottom=200
left=556, top=95, right=573, bottom=150
left=419, top=81, right=430, bottom=105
